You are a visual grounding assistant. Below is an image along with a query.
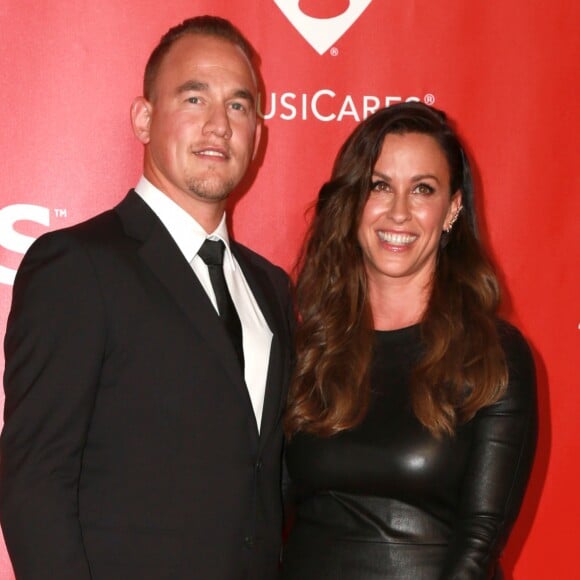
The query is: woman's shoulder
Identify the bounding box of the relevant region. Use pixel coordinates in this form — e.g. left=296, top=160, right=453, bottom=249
left=496, top=319, right=533, bottom=362
left=495, top=319, right=537, bottom=402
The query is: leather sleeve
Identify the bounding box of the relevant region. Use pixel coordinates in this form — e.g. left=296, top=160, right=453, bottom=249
left=440, top=325, right=538, bottom=579
left=0, top=231, right=103, bottom=579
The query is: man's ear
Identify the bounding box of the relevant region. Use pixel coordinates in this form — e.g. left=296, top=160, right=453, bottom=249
left=130, top=97, right=152, bottom=144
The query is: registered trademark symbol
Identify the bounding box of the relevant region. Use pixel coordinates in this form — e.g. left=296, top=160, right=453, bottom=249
left=424, top=93, right=436, bottom=105
left=330, top=47, right=339, bottom=56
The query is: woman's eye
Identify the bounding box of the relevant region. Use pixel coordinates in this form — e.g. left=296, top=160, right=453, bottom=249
left=414, top=183, right=435, bottom=195
left=370, top=181, right=389, bottom=192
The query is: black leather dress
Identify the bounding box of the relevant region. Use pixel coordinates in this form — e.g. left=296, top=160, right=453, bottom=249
left=282, top=322, right=537, bottom=580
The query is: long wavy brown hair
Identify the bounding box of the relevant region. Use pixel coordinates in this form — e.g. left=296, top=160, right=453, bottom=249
left=284, top=102, right=507, bottom=439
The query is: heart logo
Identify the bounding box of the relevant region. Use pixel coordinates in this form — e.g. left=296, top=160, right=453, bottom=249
left=273, top=0, right=373, bottom=55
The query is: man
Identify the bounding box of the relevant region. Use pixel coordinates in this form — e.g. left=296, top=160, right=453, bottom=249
left=0, top=16, right=293, bottom=580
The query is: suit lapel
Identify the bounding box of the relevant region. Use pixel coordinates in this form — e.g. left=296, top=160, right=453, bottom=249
left=115, top=192, right=247, bottom=393
left=233, top=245, right=289, bottom=447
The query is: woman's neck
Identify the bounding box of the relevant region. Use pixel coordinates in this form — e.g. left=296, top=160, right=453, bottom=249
left=367, top=275, right=430, bottom=331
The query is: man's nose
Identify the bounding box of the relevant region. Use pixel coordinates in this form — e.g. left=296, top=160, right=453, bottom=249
left=203, top=106, right=232, bottom=139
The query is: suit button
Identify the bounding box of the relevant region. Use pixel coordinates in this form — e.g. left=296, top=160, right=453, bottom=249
left=244, top=535, right=255, bottom=548
left=255, top=460, right=263, bottom=472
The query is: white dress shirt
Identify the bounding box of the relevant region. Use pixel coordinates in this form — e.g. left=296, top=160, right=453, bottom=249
left=135, top=176, right=273, bottom=431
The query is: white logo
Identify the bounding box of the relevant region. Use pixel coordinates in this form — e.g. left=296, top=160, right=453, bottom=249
left=0, top=204, right=50, bottom=286
left=259, top=91, right=431, bottom=122
left=274, top=0, right=373, bottom=55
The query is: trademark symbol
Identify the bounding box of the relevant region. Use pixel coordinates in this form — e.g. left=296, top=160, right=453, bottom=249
left=54, top=208, right=68, bottom=218
left=424, top=93, right=436, bottom=105
left=330, top=47, right=339, bottom=56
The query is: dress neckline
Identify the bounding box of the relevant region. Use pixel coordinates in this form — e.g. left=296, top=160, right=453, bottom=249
left=373, top=324, right=421, bottom=344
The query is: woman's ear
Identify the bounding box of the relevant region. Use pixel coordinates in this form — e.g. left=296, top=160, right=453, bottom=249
left=444, top=191, right=463, bottom=232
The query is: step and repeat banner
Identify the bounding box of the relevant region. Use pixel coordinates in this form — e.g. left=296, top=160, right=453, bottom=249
left=0, top=1, right=578, bottom=578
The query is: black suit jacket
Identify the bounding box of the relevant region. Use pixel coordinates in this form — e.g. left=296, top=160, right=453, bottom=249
left=0, top=191, right=294, bottom=580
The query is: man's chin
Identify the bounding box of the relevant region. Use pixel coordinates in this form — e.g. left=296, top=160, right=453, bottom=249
left=186, top=179, right=235, bottom=203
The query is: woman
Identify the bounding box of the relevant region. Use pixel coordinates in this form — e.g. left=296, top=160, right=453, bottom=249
left=282, top=102, right=537, bottom=579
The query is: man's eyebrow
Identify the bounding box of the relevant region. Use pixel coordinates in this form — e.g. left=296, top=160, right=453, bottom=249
left=176, top=80, right=208, bottom=94
left=232, top=89, right=255, bottom=107
left=176, top=81, right=255, bottom=107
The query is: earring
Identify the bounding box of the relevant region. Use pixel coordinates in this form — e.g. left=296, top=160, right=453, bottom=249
left=444, top=206, right=462, bottom=233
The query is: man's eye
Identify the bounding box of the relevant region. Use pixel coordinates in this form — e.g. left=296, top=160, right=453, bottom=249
left=186, top=96, right=201, bottom=104
left=230, top=102, right=246, bottom=112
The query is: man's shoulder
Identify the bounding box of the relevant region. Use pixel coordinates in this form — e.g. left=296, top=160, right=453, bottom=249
left=233, top=242, right=288, bottom=279
left=15, top=194, right=141, bottom=279
left=33, top=191, right=136, bottom=247
left=232, top=242, right=293, bottom=305
left=60, top=207, right=120, bottom=239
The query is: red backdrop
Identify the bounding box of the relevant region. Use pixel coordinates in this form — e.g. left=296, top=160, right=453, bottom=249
left=0, top=1, right=578, bottom=578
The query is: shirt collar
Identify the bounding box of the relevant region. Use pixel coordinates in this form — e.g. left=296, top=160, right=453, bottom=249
left=134, top=176, right=235, bottom=270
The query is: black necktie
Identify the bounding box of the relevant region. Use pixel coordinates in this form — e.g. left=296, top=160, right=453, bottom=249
left=198, top=239, right=244, bottom=373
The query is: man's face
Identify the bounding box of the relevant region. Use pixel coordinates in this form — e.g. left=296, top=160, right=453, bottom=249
left=133, top=34, right=261, bottom=213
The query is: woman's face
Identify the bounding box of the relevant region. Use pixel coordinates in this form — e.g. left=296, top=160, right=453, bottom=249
left=357, top=132, right=461, bottom=291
